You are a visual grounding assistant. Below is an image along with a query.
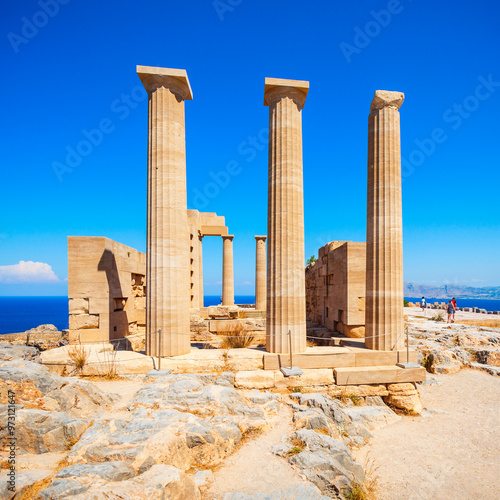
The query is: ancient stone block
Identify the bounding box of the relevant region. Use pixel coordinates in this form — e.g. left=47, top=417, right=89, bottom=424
left=69, top=298, right=89, bottom=315
left=69, top=314, right=99, bottom=330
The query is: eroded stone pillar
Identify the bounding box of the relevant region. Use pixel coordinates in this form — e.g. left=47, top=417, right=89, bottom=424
left=222, top=235, right=234, bottom=306
left=255, top=236, right=267, bottom=311
left=137, top=65, right=193, bottom=357
left=264, top=78, right=309, bottom=354
left=198, top=233, right=204, bottom=308
left=366, top=90, right=405, bottom=351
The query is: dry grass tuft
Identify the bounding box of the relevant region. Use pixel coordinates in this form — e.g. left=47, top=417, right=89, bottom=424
left=314, top=427, right=331, bottom=436
left=346, top=454, right=380, bottom=500
left=96, top=345, right=118, bottom=379
left=67, top=343, right=90, bottom=374
left=349, top=395, right=363, bottom=406
left=430, top=312, right=445, bottom=322
left=286, top=438, right=306, bottom=457
left=220, top=323, right=255, bottom=349
left=345, top=481, right=367, bottom=500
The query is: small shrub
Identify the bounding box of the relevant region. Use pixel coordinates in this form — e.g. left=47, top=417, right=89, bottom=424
left=67, top=343, right=90, bottom=374
left=290, top=386, right=303, bottom=393
left=404, top=299, right=409, bottom=307
left=220, top=323, right=255, bottom=349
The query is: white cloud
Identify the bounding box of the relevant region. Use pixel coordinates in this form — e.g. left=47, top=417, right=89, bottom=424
left=0, top=261, right=60, bottom=283
left=241, top=281, right=253, bottom=286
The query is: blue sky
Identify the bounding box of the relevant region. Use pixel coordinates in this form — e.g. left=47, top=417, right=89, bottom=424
left=0, top=0, right=499, bottom=296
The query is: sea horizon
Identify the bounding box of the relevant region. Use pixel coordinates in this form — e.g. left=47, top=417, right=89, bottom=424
left=1, top=295, right=499, bottom=335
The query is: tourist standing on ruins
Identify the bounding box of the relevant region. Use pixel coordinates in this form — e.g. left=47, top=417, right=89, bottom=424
left=452, top=297, right=457, bottom=321
left=421, top=297, right=426, bottom=312
left=446, top=300, right=455, bottom=323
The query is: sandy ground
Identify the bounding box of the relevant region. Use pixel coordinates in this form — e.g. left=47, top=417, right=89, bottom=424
left=354, top=369, right=500, bottom=500
left=204, top=403, right=311, bottom=499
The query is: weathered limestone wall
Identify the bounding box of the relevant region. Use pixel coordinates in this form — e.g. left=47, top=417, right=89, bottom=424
left=68, top=236, right=146, bottom=345
left=306, top=241, right=366, bottom=338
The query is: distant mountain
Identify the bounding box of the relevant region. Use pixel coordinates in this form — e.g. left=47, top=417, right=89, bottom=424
left=404, top=282, right=500, bottom=300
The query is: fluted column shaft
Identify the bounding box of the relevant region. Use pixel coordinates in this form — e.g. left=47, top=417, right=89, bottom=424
left=255, top=236, right=267, bottom=311
left=138, top=66, right=193, bottom=357
left=366, top=90, right=405, bottom=351
left=222, top=235, right=235, bottom=306
left=198, top=233, right=204, bottom=308
left=264, top=78, right=309, bottom=354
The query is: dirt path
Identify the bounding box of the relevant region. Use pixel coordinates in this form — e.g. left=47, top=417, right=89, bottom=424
left=204, top=403, right=308, bottom=499
left=354, top=369, right=500, bottom=500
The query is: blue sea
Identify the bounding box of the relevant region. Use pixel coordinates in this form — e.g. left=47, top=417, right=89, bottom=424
left=0, top=295, right=257, bottom=335
left=1, top=295, right=498, bottom=335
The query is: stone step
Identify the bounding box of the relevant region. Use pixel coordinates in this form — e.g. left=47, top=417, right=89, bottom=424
left=263, top=348, right=419, bottom=370
left=334, top=365, right=426, bottom=385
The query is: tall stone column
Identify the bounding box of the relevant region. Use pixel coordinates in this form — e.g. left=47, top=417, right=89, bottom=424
left=198, top=233, right=204, bottom=308
left=365, top=90, right=405, bottom=351
left=137, top=65, right=193, bottom=357
left=222, top=235, right=234, bottom=306
left=255, top=236, right=267, bottom=311
left=264, top=78, right=309, bottom=354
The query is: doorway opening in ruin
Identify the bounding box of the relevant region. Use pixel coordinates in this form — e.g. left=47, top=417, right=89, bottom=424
left=199, top=236, right=223, bottom=306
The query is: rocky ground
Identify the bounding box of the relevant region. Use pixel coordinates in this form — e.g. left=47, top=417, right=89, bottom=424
left=0, top=342, right=404, bottom=499
left=405, top=307, right=500, bottom=376
left=1, top=311, right=499, bottom=499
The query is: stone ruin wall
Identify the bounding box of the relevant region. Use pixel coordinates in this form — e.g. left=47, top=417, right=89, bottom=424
left=306, top=241, right=366, bottom=338
left=68, top=236, right=146, bottom=346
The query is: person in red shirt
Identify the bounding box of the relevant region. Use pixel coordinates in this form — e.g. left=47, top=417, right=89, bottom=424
left=452, top=297, right=457, bottom=321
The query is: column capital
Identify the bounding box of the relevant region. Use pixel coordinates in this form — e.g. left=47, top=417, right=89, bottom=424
left=264, top=77, right=309, bottom=109
left=137, top=65, right=193, bottom=100
left=255, top=235, right=267, bottom=241
left=370, top=90, right=404, bottom=113
left=222, top=234, right=234, bottom=241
